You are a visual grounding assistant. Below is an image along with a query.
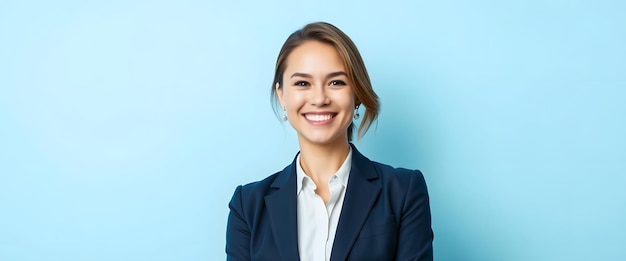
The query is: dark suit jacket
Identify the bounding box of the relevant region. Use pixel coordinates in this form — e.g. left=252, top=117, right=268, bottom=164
left=226, top=145, right=434, bottom=260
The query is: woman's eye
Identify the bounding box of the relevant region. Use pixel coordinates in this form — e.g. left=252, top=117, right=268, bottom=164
left=294, top=81, right=309, bottom=86
left=330, top=80, right=346, bottom=86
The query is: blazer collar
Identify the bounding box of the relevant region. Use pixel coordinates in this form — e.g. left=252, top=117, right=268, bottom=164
left=265, top=157, right=300, bottom=261
left=264, top=144, right=381, bottom=261
left=331, top=144, right=382, bottom=260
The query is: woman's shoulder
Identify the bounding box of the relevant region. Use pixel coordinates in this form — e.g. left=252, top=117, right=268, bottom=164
left=368, top=160, right=428, bottom=192
left=228, top=170, right=283, bottom=216
left=232, top=161, right=293, bottom=196
left=352, top=145, right=427, bottom=189
left=367, top=158, right=423, bottom=177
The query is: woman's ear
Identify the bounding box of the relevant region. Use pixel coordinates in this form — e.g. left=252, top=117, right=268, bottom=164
left=276, top=83, right=285, bottom=108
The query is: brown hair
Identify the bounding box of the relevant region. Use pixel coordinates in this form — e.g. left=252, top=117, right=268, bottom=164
left=271, top=22, right=380, bottom=141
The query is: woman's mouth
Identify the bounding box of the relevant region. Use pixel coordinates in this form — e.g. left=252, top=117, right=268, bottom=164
left=303, top=113, right=337, bottom=125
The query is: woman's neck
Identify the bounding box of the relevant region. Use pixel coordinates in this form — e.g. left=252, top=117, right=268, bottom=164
left=298, top=138, right=351, bottom=183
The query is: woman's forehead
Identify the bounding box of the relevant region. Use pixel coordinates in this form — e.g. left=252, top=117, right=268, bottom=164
left=284, top=41, right=346, bottom=77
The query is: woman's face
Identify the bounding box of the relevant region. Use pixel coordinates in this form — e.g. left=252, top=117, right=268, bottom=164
left=277, top=40, right=357, bottom=147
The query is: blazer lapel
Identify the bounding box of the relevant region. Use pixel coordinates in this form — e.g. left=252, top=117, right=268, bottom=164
left=331, top=145, right=382, bottom=260
left=264, top=158, right=300, bottom=261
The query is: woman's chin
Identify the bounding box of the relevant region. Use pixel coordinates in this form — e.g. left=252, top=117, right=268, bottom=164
left=298, top=133, right=347, bottom=147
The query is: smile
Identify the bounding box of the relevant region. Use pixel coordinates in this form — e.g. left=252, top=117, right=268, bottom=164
left=304, top=114, right=336, bottom=121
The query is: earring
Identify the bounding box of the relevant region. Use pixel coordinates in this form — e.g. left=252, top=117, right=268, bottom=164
left=353, top=105, right=360, bottom=120
left=282, top=108, right=288, bottom=121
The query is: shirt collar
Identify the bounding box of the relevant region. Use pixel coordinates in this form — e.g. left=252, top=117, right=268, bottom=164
left=296, top=146, right=353, bottom=195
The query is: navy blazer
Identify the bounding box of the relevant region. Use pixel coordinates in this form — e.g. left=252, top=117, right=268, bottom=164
left=226, top=145, right=434, bottom=260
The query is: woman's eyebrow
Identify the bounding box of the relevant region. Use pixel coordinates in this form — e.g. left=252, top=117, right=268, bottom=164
left=290, top=72, right=312, bottom=78
left=289, top=71, right=347, bottom=79
left=326, top=71, right=347, bottom=78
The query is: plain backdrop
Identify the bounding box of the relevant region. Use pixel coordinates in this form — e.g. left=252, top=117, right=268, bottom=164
left=1, top=0, right=625, bottom=260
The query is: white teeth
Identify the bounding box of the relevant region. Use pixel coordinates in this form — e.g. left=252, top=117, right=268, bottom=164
left=305, top=114, right=333, bottom=121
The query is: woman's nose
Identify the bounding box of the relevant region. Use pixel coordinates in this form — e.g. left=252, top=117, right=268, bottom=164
left=310, top=85, right=330, bottom=106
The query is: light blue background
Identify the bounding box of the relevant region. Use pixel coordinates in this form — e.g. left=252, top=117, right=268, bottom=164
left=1, top=0, right=624, bottom=260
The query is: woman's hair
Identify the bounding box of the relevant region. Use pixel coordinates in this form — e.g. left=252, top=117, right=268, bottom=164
left=271, top=22, right=380, bottom=141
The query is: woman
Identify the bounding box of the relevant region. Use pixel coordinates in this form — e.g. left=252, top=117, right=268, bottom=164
left=226, top=22, right=433, bottom=261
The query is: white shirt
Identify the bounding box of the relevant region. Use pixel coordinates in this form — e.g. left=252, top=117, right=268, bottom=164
left=296, top=148, right=352, bottom=261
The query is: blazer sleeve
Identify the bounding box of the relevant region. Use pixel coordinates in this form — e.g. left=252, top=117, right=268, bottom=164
left=395, top=169, right=434, bottom=261
left=226, top=185, right=251, bottom=261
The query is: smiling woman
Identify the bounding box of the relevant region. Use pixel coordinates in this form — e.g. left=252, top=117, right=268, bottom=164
left=226, top=22, right=434, bottom=261
left=277, top=41, right=357, bottom=149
